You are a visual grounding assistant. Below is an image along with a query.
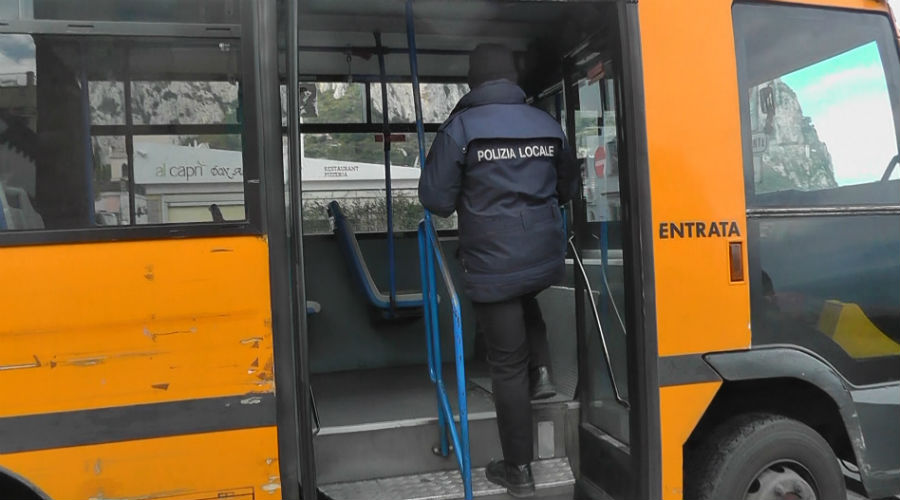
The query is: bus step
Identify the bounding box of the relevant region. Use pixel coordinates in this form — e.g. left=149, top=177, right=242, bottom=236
left=319, top=457, right=575, bottom=500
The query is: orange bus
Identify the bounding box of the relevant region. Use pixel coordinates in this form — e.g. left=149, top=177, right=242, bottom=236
left=0, top=1, right=897, bottom=500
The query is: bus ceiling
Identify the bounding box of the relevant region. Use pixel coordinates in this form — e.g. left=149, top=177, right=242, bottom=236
left=286, top=0, right=617, bottom=88
left=23, top=0, right=618, bottom=89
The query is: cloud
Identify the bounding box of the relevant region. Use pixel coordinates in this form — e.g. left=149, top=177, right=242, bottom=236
left=0, top=34, right=35, bottom=78
left=789, top=63, right=886, bottom=106
left=0, top=34, right=34, bottom=63
left=811, top=93, right=897, bottom=185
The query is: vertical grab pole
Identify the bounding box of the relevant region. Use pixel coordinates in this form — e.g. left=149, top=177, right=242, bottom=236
left=407, top=2, right=470, bottom=497
left=287, top=0, right=318, bottom=497
left=374, top=32, right=398, bottom=316
left=404, top=1, right=431, bottom=230
left=405, top=0, right=449, bottom=454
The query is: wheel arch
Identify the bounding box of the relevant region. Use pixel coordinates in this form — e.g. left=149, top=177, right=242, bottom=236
left=0, top=463, right=51, bottom=500
left=691, top=348, right=874, bottom=494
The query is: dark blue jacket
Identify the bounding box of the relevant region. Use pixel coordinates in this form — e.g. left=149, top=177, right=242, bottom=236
left=419, top=80, right=578, bottom=303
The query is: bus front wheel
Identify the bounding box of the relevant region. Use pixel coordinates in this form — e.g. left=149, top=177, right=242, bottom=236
left=687, top=413, right=847, bottom=500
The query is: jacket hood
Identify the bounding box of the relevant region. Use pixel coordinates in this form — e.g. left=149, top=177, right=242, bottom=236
left=452, top=80, right=526, bottom=114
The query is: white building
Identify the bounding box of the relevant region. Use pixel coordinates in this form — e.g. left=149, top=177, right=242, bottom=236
left=129, top=140, right=420, bottom=224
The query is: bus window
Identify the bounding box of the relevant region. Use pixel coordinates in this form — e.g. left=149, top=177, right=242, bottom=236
left=0, top=33, right=251, bottom=232
left=0, top=34, right=109, bottom=230
left=371, top=83, right=469, bottom=124
left=735, top=2, right=900, bottom=207
left=133, top=134, right=245, bottom=224
left=748, top=41, right=897, bottom=200
left=282, top=83, right=368, bottom=125
left=131, top=81, right=240, bottom=126
left=572, top=54, right=631, bottom=444
left=297, top=132, right=446, bottom=235
left=89, top=81, right=125, bottom=125
left=92, top=135, right=130, bottom=226
left=735, top=3, right=900, bottom=385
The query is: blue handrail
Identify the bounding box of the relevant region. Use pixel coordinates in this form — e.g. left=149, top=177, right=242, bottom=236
left=417, top=220, right=472, bottom=499
left=407, top=1, right=472, bottom=498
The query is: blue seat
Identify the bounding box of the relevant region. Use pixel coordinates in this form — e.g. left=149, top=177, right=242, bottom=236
left=327, top=201, right=424, bottom=316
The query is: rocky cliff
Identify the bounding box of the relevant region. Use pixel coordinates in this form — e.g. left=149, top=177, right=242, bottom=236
left=750, top=79, right=837, bottom=194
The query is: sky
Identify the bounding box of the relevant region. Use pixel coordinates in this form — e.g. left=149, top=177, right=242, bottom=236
left=781, top=40, right=898, bottom=185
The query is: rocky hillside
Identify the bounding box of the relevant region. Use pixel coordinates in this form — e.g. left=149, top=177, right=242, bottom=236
left=90, top=80, right=464, bottom=175
left=90, top=81, right=239, bottom=126
left=750, top=80, right=837, bottom=194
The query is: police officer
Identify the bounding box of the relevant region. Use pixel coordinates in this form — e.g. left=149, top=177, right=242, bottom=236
left=418, top=43, right=578, bottom=498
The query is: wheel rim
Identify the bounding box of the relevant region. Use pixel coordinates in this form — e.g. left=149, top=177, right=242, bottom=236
left=745, top=461, right=818, bottom=500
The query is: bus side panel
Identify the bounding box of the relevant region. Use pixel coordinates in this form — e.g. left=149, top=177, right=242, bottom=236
left=640, top=0, right=889, bottom=498
left=659, top=382, right=722, bottom=499
left=639, top=0, right=751, bottom=498
left=638, top=0, right=750, bottom=359
left=0, top=236, right=279, bottom=495
left=0, top=427, right=281, bottom=500
left=0, top=236, right=275, bottom=416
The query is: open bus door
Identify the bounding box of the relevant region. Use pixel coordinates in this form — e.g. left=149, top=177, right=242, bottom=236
left=563, top=5, right=661, bottom=499
left=278, top=1, right=663, bottom=498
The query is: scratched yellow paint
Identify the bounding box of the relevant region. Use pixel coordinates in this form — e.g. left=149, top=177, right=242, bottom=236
left=639, top=0, right=888, bottom=497
left=0, top=427, right=281, bottom=500
left=0, top=236, right=274, bottom=416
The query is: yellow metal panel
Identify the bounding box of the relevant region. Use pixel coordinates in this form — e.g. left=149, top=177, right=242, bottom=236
left=0, top=235, right=274, bottom=416
left=640, top=0, right=752, bottom=357
left=818, top=300, right=900, bottom=358
left=0, top=427, right=281, bottom=500
left=641, top=2, right=890, bottom=497
left=659, top=382, right=722, bottom=500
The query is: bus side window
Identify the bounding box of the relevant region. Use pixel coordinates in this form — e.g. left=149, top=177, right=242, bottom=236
left=746, top=40, right=898, bottom=205
left=734, top=3, right=900, bottom=385
left=0, top=33, right=250, bottom=233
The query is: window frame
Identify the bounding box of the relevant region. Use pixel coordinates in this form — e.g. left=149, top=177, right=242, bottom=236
left=0, top=19, right=263, bottom=247
left=279, top=78, right=456, bottom=236
left=734, top=1, right=900, bottom=386
left=734, top=1, right=900, bottom=214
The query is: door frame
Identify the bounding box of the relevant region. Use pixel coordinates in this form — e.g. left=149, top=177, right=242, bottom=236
left=246, top=0, right=311, bottom=498
left=568, top=2, right=662, bottom=499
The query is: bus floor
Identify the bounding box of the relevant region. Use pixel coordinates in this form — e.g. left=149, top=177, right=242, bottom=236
left=312, top=362, right=579, bottom=499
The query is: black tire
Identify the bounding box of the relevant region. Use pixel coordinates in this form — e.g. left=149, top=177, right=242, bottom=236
left=686, top=413, right=846, bottom=500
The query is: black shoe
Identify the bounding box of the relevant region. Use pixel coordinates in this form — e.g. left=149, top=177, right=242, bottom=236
left=485, top=459, right=535, bottom=498
left=530, top=366, right=556, bottom=400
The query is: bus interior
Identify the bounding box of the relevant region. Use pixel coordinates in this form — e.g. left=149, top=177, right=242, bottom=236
left=3, top=1, right=900, bottom=499
left=291, top=1, right=631, bottom=498
left=0, top=0, right=632, bottom=498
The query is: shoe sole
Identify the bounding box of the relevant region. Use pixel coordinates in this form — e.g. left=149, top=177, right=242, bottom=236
left=531, top=384, right=557, bottom=401
left=506, top=487, right=536, bottom=498
left=485, top=471, right=535, bottom=498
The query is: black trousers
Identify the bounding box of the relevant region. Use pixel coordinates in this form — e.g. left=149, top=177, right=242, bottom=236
left=472, top=292, right=551, bottom=466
